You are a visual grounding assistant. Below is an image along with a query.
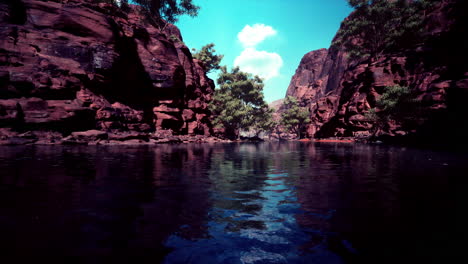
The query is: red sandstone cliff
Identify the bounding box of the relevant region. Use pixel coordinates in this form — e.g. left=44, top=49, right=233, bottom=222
left=285, top=45, right=349, bottom=137
left=286, top=0, right=468, bottom=145
left=0, top=0, right=214, bottom=144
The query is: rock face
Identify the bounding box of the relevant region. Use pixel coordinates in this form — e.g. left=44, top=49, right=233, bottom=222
left=285, top=46, right=349, bottom=137
left=286, top=0, right=468, bottom=145
left=286, top=49, right=328, bottom=101
left=0, top=0, right=214, bottom=144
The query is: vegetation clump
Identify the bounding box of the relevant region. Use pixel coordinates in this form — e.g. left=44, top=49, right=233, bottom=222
left=101, top=0, right=200, bottom=29
left=168, top=34, right=184, bottom=44
left=281, top=96, right=311, bottom=139
left=209, top=67, right=274, bottom=139
left=334, top=0, right=434, bottom=60
left=366, top=85, right=420, bottom=134
left=250, top=107, right=277, bottom=138
left=192, top=43, right=224, bottom=73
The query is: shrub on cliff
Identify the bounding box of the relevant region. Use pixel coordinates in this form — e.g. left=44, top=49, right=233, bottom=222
left=210, top=67, right=272, bottom=139
left=111, top=0, right=199, bottom=29
left=281, top=96, right=311, bottom=139
left=334, top=0, right=434, bottom=60
left=192, top=43, right=224, bottom=73
left=366, top=85, right=420, bottom=134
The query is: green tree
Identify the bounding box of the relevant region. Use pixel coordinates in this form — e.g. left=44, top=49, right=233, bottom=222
left=192, top=43, right=224, bottom=73
left=281, top=96, right=311, bottom=139
left=210, top=67, right=269, bottom=139
left=116, top=0, right=200, bottom=29
left=251, top=106, right=277, bottom=138
left=333, top=0, right=433, bottom=60
left=366, top=85, right=419, bottom=133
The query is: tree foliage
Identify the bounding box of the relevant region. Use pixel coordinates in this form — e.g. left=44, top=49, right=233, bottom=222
left=366, top=85, right=419, bottom=133
left=192, top=43, right=224, bottom=73
left=281, top=96, right=311, bottom=139
left=210, top=67, right=272, bottom=139
left=113, top=0, right=199, bottom=29
left=250, top=107, right=277, bottom=137
left=334, top=0, right=434, bottom=60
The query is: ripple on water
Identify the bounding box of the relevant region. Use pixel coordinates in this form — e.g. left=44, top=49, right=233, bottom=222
left=163, top=171, right=337, bottom=264
left=0, top=143, right=462, bottom=263
left=240, top=248, right=288, bottom=264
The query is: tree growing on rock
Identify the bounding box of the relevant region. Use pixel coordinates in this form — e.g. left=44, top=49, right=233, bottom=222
left=210, top=67, right=271, bottom=139
left=334, top=0, right=434, bottom=60
left=115, top=0, right=200, bottom=29
left=366, top=85, right=420, bottom=134
left=281, top=96, right=311, bottom=139
left=192, top=43, right=224, bottom=73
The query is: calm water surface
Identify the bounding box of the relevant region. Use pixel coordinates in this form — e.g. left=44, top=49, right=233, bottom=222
left=0, top=142, right=467, bottom=263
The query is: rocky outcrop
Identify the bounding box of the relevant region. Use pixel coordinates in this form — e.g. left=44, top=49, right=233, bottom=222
left=268, top=98, right=284, bottom=112
left=286, top=49, right=328, bottom=101
left=285, top=45, right=349, bottom=137
left=0, top=0, right=214, bottom=144
left=286, top=0, right=468, bottom=145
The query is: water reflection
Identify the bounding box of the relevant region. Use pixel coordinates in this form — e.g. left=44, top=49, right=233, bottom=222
left=164, top=143, right=343, bottom=263
left=0, top=143, right=466, bottom=263
left=0, top=145, right=214, bottom=262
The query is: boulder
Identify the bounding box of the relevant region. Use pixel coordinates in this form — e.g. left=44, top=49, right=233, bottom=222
left=71, top=130, right=108, bottom=141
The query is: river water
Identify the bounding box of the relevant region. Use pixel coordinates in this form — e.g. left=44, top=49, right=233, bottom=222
left=0, top=143, right=466, bottom=263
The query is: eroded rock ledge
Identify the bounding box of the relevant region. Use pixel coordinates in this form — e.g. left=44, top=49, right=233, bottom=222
left=0, top=127, right=226, bottom=145
left=285, top=0, right=468, bottom=145
left=0, top=0, right=214, bottom=144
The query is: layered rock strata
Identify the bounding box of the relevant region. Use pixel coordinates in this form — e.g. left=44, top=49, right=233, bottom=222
left=0, top=0, right=214, bottom=144
left=286, top=0, right=468, bottom=145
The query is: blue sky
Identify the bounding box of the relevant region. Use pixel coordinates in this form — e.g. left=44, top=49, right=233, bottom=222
left=176, top=0, right=353, bottom=103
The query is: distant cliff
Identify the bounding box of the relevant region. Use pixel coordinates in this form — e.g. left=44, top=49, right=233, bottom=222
left=0, top=0, right=214, bottom=144
left=286, top=0, right=468, bottom=146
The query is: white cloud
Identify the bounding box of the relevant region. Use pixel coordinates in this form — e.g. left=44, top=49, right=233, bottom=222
left=237, top=24, right=277, bottom=48
left=234, top=47, right=283, bottom=80
left=234, top=24, right=283, bottom=80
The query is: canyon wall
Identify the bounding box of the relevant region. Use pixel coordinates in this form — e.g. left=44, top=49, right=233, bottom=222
left=0, top=0, right=214, bottom=144
left=286, top=0, right=468, bottom=145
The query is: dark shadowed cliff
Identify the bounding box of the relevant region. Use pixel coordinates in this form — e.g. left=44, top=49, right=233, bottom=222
left=0, top=0, right=214, bottom=144
left=286, top=0, right=468, bottom=147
